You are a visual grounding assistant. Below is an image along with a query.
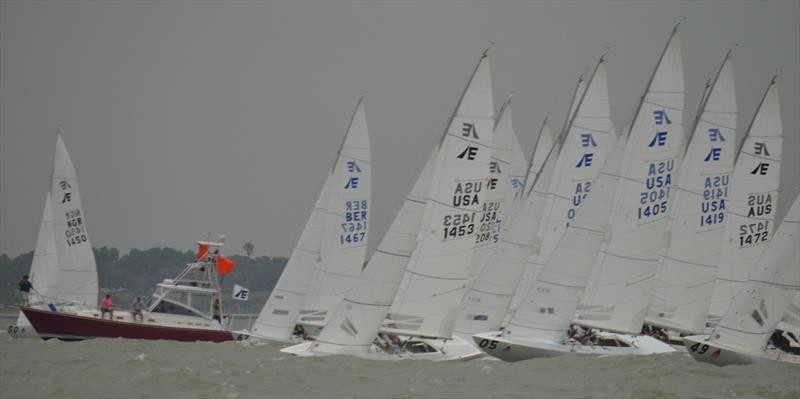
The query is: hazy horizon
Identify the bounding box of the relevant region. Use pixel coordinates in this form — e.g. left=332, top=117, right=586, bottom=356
left=2, top=1, right=798, bottom=258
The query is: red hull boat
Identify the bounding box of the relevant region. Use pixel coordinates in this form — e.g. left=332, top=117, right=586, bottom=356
left=21, top=307, right=234, bottom=342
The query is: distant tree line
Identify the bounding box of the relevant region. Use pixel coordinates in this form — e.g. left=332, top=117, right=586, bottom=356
left=0, top=247, right=287, bottom=313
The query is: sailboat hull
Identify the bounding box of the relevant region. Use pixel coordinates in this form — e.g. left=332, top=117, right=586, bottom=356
left=21, top=307, right=234, bottom=342
left=280, top=335, right=483, bottom=361
left=472, top=331, right=675, bottom=362
left=683, top=335, right=800, bottom=366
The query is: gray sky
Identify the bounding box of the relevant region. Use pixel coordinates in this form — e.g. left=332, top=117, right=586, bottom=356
left=2, top=1, right=798, bottom=258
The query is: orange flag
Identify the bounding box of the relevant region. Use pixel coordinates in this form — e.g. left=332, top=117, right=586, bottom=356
left=216, top=255, right=235, bottom=275
left=196, top=243, right=209, bottom=260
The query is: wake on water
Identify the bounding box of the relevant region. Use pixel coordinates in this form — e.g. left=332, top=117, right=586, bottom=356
left=1, top=337, right=798, bottom=399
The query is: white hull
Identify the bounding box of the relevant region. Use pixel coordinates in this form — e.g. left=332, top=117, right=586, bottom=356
left=280, top=335, right=483, bottom=361
left=683, top=335, right=800, bottom=366
left=472, top=331, right=675, bottom=362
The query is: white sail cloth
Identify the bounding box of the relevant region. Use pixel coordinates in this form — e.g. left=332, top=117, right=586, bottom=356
left=385, top=53, right=496, bottom=340
left=708, top=80, right=784, bottom=323
left=16, top=193, right=59, bottom=327
left=505, top=130, right=627, bottom=341
left=577, top=28, right=685, bottom=334
left=252, top=99, right=371, bottom=341
left=713, top=193, right=799, bottom=351
left=51, top=134, right=99, bottom=308
left=647, top=54, right=738, bottom=334
left=300, top=100, right=372, bottom=327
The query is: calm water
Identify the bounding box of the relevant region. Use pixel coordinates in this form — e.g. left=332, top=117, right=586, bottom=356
left=1, top=337, right=798, bottom=399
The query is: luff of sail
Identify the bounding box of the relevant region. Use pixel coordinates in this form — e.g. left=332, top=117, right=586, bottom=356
left=384, top=52, right=495, bottom=340
left=51, top=133, right=98, bottom=308
left=15, top=192, right=59, bottom=329
left=299, top=98, right=372, bottom=328
left=712, top=192, right=799, bottom=351
left=647, top=53, right=737, bottom=334
left=501, top=109, right=529, bottom=223
left=707, top=78, right=783, bottom=324
left=576, top=26, right=684, bottom=334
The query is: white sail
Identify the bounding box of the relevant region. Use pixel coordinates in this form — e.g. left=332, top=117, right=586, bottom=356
left=455, top=121, right=559, bottom=335
left=524, top=57, right=612, bottom=295
left=51, top=133, right=98, bottom=308
left=16, top=192, right=60, bottom=327
left=300, top=99, right=372, bottom=327
left=456, top=97, right=518, bottom=334
left=507, top=76, right=589, bottom=315
left=251, top=166, right=331, bottom=340
left=505, top=131, right=627, bottom=341
left=708, top=79, right=783, bottom=323
left=521, top=120, right=556, bottom=199
left=576, top=27, right=684, bottom=334
left=252, top=99, right=370, bottom=341
left=384, top=53, right=495, bottom=339
left=712, top=193, right=799, bottom=351
left=503, top=117, right=529, bottom=220
left=309, top=144, right=439, bottom=353
left=780, top=293, right=800, bottom=338
left=647, top=54, right=737, bottom=334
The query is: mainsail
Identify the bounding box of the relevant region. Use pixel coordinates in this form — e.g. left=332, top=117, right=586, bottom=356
left=51, top=133, right=98, bottom=308
left=300, top=99, right=372, bottom=327
left=707, top=78, right=784, bottom=324
left=383, top=52, right=495, bottom=340
left=576, top=26, right=684, bottom=334
left=252, top=99, right=371, bottom=341
left=711, top=192, right=799, bottom=351
left=647, top=52, right=737, bottom=334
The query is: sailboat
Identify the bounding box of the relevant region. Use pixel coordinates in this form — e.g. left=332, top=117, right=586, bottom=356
left=705, top=77, right=784, bottom=327
left=247, top=98, right=371, bottom=342
left=684, top=191, right=799, bottom=366
left=281, top=50, right=495, bottom=360
left=645, top=52, right=738, bottom=340
left=23, top=238, right=239, bottom=342
left=574, top=25, right=685, bottom=337
left=472, top=52, right=674, bottom=360
left=8, top=132, right=99, bottom=339
left=459, top=56, right=610, bottom=341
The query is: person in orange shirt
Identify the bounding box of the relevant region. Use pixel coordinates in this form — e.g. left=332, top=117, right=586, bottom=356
left=100, top=294, right=115, bottom=320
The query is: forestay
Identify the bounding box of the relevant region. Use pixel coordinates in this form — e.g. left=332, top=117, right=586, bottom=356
left=51, top=134, right=99, bottom=308
left=712, top=193, right=799, bottom=351
left=707, top=79, right=783, bottom=323
left=647, top=53, right=737, bottom=334
left=577, top=27, right=685, bottom=334
left=385, top=53, right=495, bottom=340
left=505, top=130, right=627, bottom=341
left=300, top=99, right=372, bottom=327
